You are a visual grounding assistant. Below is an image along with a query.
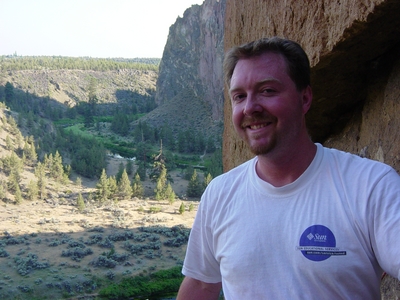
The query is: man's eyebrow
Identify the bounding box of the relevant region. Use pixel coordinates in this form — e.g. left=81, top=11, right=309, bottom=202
left=256, top=78, right=282, bottom=86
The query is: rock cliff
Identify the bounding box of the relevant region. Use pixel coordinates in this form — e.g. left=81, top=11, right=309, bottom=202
left=223, top=0, right=400, bottom=172
left=151, top=0, right=226, bottom=136
left=223, top=0, right=400, bottom=296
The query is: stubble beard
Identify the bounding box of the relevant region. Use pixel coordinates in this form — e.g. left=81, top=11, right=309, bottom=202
left=246, top=131, right=277, bottom=156
left=240, top=114, right=277, bottom=156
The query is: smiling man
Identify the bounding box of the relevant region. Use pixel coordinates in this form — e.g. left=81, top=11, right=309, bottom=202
left=176, top=37, right=400, bottom=299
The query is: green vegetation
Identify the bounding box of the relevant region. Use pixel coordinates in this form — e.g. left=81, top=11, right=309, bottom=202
left=0, top=55, right=160, bottom=71
left=98, top=266, right=184, bottom=299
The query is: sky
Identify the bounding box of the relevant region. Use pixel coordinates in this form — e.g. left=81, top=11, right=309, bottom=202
left=0, top=0, right=204, bottom=58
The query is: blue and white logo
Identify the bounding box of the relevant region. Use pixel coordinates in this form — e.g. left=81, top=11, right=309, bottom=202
left=298, top=225, right=346, bottom=262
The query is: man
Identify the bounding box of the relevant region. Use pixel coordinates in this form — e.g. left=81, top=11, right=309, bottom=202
left=177, top=37, right=400, bottom=299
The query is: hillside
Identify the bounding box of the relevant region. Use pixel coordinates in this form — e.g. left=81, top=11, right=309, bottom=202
left=0, top=60, right=158, bottom=111
left=0, top=106, right=198, bottom=299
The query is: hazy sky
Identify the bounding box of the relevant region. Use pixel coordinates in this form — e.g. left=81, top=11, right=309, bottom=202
left=0, top=0, right=204, bottom=58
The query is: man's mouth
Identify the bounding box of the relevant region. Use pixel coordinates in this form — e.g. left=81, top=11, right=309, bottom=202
left=249, top=123, right=269, bottom=130
left=242, top=121, right=272, bottom=130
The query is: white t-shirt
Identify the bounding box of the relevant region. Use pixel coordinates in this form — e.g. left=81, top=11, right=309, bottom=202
left=182, top=144, right=400, bottom=299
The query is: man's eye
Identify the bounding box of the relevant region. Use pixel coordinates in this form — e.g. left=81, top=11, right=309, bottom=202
left=233, top=94, right=246, bottom=102
left=263, top=88, right=275, bottom=93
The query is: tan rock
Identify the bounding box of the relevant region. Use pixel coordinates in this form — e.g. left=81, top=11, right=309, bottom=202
left=223, top=0, right=400, bottom=296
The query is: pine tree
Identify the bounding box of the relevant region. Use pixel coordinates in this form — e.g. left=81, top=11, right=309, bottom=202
left=179, top=202, right=185, bottom=215
left=154, top=163, right=167, bottom=200
left=50, top=151, right=64, bottom=182
left=75, top=177, right=82, bottom=189
left=131, top=173, right=144, bottom=198
left=35, top=162, right=46, bottom=199
left=189, top=203, right=194, bottom=212
left=5, top=135, right=13, bottom=150
left=14, top=184, right=22, bottom=204
left=77, top=193, right=85, bottom=212
left=27, top=180, right=39, bottom=201
left=108, top=176, right=118, bottom=201
left=118, top=169, right=132, bottom=200
left=137, top=161, right=146, bottom=181
left=96, top=169, right=110, bottom=204
left=0, top=181, right=5, bottom=201
left=204, top=173, right=213, bottom=188
left=23, top=138, right=38, bottom=166
left=187, top=169, right=203, bottom=198
left=116, top=162, right=124, bottom=182
left=126, top=160, right=133, bottom=175
left=7, top=174, right=19, bottom=193
left=4, top=82, right=14, bottom=105
left=165, top=183, right=176, bottom=205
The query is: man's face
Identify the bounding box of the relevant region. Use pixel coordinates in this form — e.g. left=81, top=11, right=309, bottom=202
left=229, top=52, right=311, bottom=156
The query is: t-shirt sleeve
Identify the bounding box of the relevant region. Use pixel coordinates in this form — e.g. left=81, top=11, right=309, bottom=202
left=182, top=186, right=222, bottom=283
left=369, top=168, right=400, bottom=280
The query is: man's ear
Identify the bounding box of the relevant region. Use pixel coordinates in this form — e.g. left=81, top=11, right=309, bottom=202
left=302, top=85, right=313, bottom=114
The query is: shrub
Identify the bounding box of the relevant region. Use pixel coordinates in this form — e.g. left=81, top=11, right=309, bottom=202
left=61, top=247, right=93, bottom=262
left=14, top=253, right=50, bottom=276
left=98, top=266, right=184, bottom=299
left=90, top=255, right=117, bottom=268
left=0, top=248, right=9, bottom=257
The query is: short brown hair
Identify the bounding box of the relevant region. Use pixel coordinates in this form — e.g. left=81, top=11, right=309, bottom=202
left=223, top=37, right=310, bottom=91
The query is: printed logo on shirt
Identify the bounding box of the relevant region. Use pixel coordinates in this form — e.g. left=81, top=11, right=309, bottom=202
left=297, top=225, right=346, bottom=261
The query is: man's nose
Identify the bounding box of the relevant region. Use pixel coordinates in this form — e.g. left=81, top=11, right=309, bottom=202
left=243, top=96, right=262, bottom=115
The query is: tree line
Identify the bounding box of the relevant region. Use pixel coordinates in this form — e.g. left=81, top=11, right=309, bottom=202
left=0, top=56, right=160, bottom=72
left=1, top=76, right=222, bottom=181
left=0, top=105, right=211, bottom=207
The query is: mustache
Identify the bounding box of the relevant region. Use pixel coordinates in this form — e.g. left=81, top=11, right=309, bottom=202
left=240, top=114, right=275, bottom=128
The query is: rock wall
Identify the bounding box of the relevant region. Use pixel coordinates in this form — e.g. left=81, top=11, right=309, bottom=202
left=223, top=0, right=400, bottom=296
left=155, top=0, right=226, bottom=121
left=223, top=0, right=400, bottom=172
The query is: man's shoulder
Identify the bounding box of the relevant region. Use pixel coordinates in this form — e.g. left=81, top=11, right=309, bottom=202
left=208, top=157, right=256, bottom=187
left=322, top=145, right=394, bottom=174
left=218, top=157, right=256, bottom=177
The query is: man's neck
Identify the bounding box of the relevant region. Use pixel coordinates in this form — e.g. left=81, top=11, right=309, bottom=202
left=255, top=141, right=317, bottom=187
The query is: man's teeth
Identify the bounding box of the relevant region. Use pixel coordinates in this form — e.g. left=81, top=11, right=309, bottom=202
left=250, top=124, right=267, bottom=130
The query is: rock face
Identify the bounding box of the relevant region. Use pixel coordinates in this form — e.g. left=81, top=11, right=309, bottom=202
left=223, top=0, right=400, bottom=172
left=155, top=0, right=226, bottom=126
left=223, top=0, right=400, bottom=296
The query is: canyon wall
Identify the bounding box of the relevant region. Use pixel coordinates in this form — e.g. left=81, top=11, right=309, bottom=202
left=223, top=0, right=400, bottom=296
left=155, top=0, right=226, bottom=122
left=223, top=0, right=400, bottom=173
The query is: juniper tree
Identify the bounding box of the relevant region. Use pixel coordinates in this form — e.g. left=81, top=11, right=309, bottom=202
left=27, top=180, right=39, bottom=201
left=50, top=151, right=64, bottom=182
left=154, top=163, right=167, bottom=200
left=126, top=159, right=133, bottom=175
left=77, top=193, right=85, bottom=212
left=165, top=183, right=176, bottom=205
left=118, top=169, right=132, bottom=200
left=5, top=135, right=13, bottom=150
left=131, top=173, right=144, bottom=198
left=187, top=169, right=203, bottom=198
left=116, top=162, right=125, bottom=183
left=136, top=161, right=146, bottom=181
left=204, top=173, right=213, bottom=188
left=96, top=169, right=110, bottom=204
left=34, top=161, right=46, bottom=199
left=179, top=202, right=185, bottom=215
left=0, top=181, right=5, bottom=201
left=22, top=138, right=37, bottom=166
left=14, top=184, right=22, bottom=204
left=75, top=177, right=82, bottom=189
left=108, top=176, right=118, bottom=201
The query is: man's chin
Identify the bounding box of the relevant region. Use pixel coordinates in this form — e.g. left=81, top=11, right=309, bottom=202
left=247, top=141, right=275, bottom=156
